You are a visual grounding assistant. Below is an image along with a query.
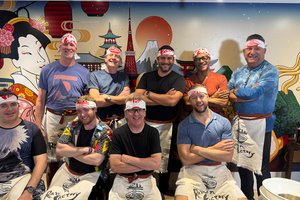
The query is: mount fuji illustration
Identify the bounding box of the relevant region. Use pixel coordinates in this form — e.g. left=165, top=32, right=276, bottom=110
left=136, top=40, right=183, bottom=75
left=136, top=40, right=159, bottom=74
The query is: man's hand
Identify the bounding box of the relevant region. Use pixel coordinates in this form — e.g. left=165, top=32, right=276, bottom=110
left=121, top=154, right=132, bottom=164
left=211, top=139, right=235, bottom=152
left=18, top=189, right=33, bottom=200
left=229, top=89, right=253, bottom=103
left=211, top=88, right=229, bottom=99
left=190, top=144, right=200, bottom=154
left=167, top=88, right=177, bottom=95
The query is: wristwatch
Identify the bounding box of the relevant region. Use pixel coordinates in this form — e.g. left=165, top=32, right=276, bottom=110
left=24, top=186, right=35, bottom=194
left=105, top=95, right=111, bottom=101
left=145, top=91, right=151, bottom=98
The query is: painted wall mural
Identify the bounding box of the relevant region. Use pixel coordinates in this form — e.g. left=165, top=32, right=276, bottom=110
left=0, top=1, right=299, bottom=170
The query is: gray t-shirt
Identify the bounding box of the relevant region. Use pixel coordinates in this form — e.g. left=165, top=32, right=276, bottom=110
left=89, top=69, right=129, bottom=119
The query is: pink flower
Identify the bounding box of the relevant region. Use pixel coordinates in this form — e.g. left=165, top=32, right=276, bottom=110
left=3, top=24, right=14, bottom=33
left=0, top=27, right=14, bottom=47
left=29, top=19, right=46, bottom=33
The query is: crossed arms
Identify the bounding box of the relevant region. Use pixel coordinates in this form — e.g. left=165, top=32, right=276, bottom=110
left=56, top=143, right=105, bottom=166
left=109, top=153, right=161, bottom=174
left=177, top=139, right=234, bottom=166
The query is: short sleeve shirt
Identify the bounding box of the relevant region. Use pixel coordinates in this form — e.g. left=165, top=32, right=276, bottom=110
left=177, top=111, right=232, bottom=164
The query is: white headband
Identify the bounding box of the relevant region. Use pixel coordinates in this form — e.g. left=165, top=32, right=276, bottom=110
left=75, top=100, right=96, bottom=109
left=0, top=94, right=18, bottom=105
left=188, top=87, right=208, bottom=98
left=125, top=99, right=146, bottom=111
left=157, top=49, right=175, bottom=57
left=61, top=33, right=77, bottom=47
left=245, top=39, right=266, bottom=49
left=193, top=47, right=211, bottom=58
left=106, top=46, right=122, bottom=58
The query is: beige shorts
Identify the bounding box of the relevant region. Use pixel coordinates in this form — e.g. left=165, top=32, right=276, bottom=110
left=146, top=121, right=173, bottom=173
left=109, top=174, right=162, bottom=200
left=43, top=111, right=77, bottom=162
left=41, top=163, right=99, bottom=200
left=0, top=174, right=46, bottom=200
left=175, top=165, right=245, bottom=200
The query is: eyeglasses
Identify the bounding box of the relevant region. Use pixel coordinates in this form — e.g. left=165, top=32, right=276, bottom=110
left=194, top=56, right=210, bottom=62
left=0, top=102, right=19, bottom=110
left=126, top=108, right=145, bottom=114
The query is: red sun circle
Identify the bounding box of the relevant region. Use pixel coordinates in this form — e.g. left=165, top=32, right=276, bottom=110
left=135, top=16, right=172, bottom=49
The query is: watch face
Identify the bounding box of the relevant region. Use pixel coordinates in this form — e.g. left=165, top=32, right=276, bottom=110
left=25, top=186, right=35, bottom=193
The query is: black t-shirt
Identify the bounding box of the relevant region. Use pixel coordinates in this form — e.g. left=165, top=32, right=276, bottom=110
left=69, top=126, right=95, bottom=174
left=109, top=123, right=161, bottom=175
left=0, top=120, right=46, bottom=176
left=137, top=70, right=185, bottom=121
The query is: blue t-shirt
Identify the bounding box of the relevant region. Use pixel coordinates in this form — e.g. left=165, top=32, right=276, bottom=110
left=228, top=60, right=279, bottom=132
left=88, top=69, right=129, bottom=119
left=39, top=61, right=90, bottom=112
left=177, top=111, right=232, bottom=164
left=88, top=69, right=129, bottom=95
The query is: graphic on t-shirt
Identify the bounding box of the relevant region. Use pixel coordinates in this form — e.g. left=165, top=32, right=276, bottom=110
left=0, top=125, right=30, bottom=196
left=51, top=75, right=80, bottom=106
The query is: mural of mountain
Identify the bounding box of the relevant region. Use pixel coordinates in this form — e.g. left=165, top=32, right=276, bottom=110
left=136, top=40, right=184, bottom=76
left=136, top=40, right=159, bottom=73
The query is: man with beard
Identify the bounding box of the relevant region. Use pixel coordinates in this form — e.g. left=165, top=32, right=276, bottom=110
left=135, top=45, right=185, bottom=194
left=228, top=34, right=278, bottom=200
left=109, top=94, right=162, bottom=200
left=175, top=84, right=246, bottom=200
left=42, top=95, right=112, bottom=199
left=184, top=48, right=229, bottom=115
left=89, top=46, right=130, bottom=125
left=35, top=33, right=90, bottom=185
left=0, top=89, right=47, bottom=199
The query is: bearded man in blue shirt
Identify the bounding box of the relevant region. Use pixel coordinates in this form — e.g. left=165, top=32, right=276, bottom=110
left=228, top=34, right=278, bottom=200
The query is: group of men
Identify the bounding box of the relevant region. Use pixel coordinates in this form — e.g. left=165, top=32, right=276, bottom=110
left=0, top=32, right=278, bottom=200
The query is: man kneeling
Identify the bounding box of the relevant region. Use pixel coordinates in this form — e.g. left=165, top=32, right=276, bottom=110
left=42, top=95, right=112, bottom=199
left=175, top=84, right=246, bottom=200
left=109, top=94, right=162, bottom=200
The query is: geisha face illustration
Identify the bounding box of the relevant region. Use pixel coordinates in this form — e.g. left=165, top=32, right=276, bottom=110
left=12, top=34, right=49, bottom=78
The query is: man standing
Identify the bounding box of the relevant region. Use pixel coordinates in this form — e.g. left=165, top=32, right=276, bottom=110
left=175, top=85, right=246, bottom=200
left=228, top=34, right=278, bottom=199
left=42, top=95, right=112, bottom=199
left=89, top=46, right=130, bottom=125
left=0, top=89, right=47, bottom=199
left=135, top=45, right=185, bottom=193
left=35, top=33, right=90, bottom=185
left=185, top=47, right=228, bottom=114
left=109, top=94, right=162, bottom=199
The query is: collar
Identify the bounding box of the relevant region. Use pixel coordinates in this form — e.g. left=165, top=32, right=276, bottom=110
left=188, top=109, right=217, bottom=127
